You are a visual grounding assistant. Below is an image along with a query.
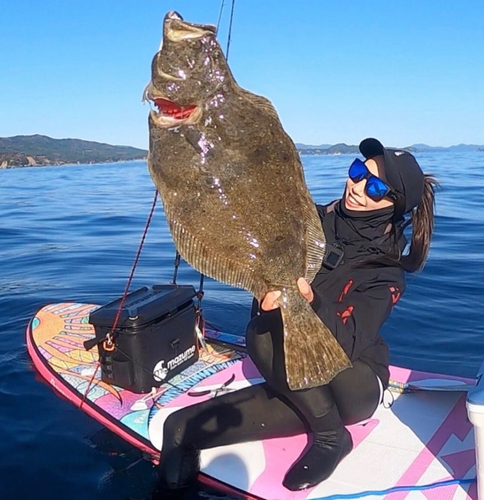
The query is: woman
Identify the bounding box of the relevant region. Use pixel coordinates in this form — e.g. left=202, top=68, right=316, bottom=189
left=158, top=138, right=438, bottom=492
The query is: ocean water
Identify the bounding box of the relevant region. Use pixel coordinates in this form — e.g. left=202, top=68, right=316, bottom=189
left=1, top=152, right=483, bottom=499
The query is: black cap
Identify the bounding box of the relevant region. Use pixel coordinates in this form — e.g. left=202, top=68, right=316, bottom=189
left=359, top=138, right=424, bottom=214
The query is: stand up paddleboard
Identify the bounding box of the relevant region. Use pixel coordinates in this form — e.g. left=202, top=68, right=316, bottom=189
left=27, top=302, right=479, bottom=499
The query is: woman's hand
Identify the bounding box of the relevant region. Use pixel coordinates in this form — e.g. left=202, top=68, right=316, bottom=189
left=297, top=277, right=314, bottom=303
left=260, top=278, right=314, bottom=311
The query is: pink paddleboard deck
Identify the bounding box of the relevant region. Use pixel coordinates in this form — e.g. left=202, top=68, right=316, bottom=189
left=27, top=303, right=477, bottom=500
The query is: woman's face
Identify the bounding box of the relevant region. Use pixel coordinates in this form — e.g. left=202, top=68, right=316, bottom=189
left=344, top=156, right=395, bottom=211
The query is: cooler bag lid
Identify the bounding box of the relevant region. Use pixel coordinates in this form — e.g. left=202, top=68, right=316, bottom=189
left=89, top=284, right=197, bottom=329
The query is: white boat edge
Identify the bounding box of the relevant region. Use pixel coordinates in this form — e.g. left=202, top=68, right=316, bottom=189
left=466, top=360, right=484, bottom=499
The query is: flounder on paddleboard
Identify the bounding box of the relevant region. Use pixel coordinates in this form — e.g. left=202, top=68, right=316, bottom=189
left=143, top=11, right=351, bottom=389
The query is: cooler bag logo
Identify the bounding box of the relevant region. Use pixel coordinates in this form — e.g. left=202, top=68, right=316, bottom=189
left=153, top=345, right=197, bottom=381
left=153, top=360, right=169, bottom=381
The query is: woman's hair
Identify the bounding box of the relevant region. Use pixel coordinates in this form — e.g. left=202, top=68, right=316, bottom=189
left=398, top=175, right=439, bottom=273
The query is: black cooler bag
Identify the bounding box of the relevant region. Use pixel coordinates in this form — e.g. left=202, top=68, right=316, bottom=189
left=88, top=284, right=198, bottom=393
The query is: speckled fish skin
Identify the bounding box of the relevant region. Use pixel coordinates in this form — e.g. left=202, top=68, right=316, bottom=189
left=144, top=12, right=351, bottom=389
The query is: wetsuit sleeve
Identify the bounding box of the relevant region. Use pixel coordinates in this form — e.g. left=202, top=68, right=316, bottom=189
left=310, top=273, right=405, bottom=359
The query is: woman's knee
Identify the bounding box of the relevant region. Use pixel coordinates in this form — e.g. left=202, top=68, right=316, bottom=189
left=162, top=410, right=188, bottom=449
left=246, top=311, right=289, bottom=390
left=246, top=312, right=278, bottom=346
left=329, top=360, right=381, bottom=425
left=246, top=313, right=276, bottom=369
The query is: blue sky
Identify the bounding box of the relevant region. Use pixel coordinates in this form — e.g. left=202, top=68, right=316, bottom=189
left=1, top=0, right=483, bottom=149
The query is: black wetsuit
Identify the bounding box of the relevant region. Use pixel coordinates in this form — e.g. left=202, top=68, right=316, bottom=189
left=308, top=201, right=407, bottom=388
left=158, top=200, right=406, bottom=489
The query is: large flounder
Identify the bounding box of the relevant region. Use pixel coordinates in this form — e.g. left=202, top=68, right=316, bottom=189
left=144, top=12, right=351, bottom=390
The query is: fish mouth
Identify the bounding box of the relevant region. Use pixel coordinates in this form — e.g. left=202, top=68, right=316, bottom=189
left=146, top=91, right=202, bottom=127
left=154, top=97, right=197, bottom=120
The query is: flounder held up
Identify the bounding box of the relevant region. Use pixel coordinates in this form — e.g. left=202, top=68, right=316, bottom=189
left=144, top=12, right=351, bottom=390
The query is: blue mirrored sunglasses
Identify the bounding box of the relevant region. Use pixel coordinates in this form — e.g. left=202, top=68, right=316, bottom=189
left=348, top=158, right=397, bottom=202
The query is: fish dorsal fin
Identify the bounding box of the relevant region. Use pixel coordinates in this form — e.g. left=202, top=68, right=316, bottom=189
left=237, top=88, right=280, bottom=122
left=168, top=214, right=259, bottom=296
left=304, top=201, right=326, bottom=284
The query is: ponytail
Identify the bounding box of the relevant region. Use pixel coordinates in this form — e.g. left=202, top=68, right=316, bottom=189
left=400, top=175, right=439, bottom=273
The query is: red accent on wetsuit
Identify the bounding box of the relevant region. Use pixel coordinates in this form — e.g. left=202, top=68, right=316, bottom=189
left=337, top=306, right=354, bottom=325
left=338, top=280, right=354, bottom=303
left=389, top=285, right=401, bottom=306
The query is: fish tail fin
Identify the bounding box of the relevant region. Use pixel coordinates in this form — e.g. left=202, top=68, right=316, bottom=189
left=279, top=289, right=352, bottom=390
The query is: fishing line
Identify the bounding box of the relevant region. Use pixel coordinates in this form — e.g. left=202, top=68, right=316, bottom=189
left=169, top=0, right=237, bottom=331
left=216, top=0, right=225, bottom=33
left=80, top=190, right=159, bottom=408
left=107, top=189, right=159, bottom=341
left=225, top=0, right=236, bottom=60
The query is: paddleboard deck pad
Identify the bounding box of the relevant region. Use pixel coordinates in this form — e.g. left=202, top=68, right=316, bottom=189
left=27, top=302, right=477, bottom=499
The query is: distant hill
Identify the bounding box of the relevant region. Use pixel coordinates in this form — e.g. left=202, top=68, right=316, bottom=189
left=297, top=143, right=359, bottom=155
left=297, top=142, right=484, bottom=155
left=405, top=143, right=484, bottom=152
left=403, top=143, right=446, bottom=152
left=295, top=143, right=332, bottom=150
left=0, top=135, right=148, bottom=168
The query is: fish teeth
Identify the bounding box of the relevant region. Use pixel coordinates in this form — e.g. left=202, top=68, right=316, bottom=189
left=150, top=107, right=202, bottom=128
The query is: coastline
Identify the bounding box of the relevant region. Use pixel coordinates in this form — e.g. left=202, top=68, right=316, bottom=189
left=0, top=157, right=148, bottom=170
